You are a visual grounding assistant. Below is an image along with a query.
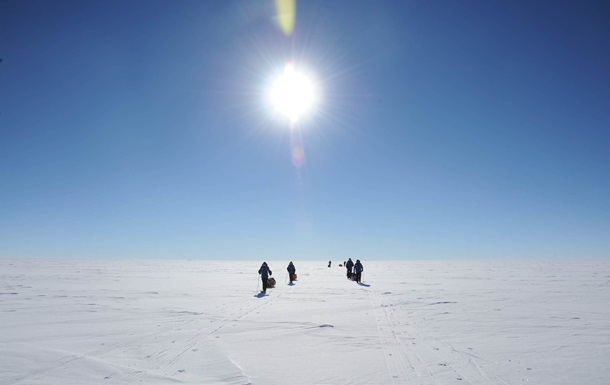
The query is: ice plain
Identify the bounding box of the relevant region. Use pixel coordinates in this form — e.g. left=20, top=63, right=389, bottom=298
left=1, top=258, right=609, bottom=385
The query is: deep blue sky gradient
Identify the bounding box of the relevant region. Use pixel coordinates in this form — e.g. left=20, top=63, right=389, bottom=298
left=1, top=0, right=609, bottom=259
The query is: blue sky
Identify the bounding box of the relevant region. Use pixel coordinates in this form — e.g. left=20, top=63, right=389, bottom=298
left=1, top=0, right=609, bottom=260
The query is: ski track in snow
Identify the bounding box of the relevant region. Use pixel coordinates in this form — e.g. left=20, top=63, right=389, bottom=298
left=3, top=314, right=222, bottom=385
left=368, top=278, right=530, bottom=385
left=4, top=294, right=282, bottom=385
left=0, top=261, right=281, bottom=385
left=370, top=287, right=439, bottom=385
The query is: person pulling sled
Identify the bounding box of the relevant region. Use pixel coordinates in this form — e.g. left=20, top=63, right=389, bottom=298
left=258, top=262, right=273, bottom=293
left=354, top=259, right=363, bottom=283
left=346, top=258, right=354, bottom=279
left=287, top=261, right=297, bottom=283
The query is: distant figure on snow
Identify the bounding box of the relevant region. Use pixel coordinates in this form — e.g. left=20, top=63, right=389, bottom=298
left=328, top=260, right=332, bottom=268
left=354, top=259, right=363, bottom=283
left=346, top=258, right=354, bottom=280
left=287, top=261, right=296, bottom=283
left=258, top=262, right=273, bottom=293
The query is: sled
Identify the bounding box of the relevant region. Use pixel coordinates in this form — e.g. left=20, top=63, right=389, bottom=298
left=267, top=277, right=276, bottom=288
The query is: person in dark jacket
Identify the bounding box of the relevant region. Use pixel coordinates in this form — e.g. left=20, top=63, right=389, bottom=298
left=258, top=262, right=273, bottom=292
left=346, top=258, right=354, bottom=279
left=354, top=259, right=363, bottom=283
left=287, top=261, right=296, bottom=283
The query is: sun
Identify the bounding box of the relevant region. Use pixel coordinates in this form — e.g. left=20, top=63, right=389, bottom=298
left=268, top=62, right=317, bottom=123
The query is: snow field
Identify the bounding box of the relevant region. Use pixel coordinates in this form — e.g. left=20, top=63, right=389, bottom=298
left=1, top=258, right=609, bottom=384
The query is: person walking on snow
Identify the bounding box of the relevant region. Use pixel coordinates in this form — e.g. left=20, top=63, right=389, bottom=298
left=287, top=261, right=296, bottom=283
left=346, top=258, right=354, bottom=280
left=258, top=262, right=273, bottom=292
left=354, top=259, right=363, bottom=283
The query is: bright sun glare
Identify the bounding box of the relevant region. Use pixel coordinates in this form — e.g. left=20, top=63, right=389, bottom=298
left=269, top=62, right=317, bottom=123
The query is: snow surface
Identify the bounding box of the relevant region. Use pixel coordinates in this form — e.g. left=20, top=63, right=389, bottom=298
left=1, top=258, right=609, bottom=385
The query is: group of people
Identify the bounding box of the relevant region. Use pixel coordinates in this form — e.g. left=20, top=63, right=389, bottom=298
left=343, top=258, right=363, bottom=283
left=258, top=259, right=364, bottom=293
left=257, top=261, right=297, bottom=293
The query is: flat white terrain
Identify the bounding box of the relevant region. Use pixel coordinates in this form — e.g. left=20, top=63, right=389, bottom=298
left=1, top=258, right=609, bottom=385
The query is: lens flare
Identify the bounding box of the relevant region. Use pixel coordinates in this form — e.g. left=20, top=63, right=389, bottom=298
left=291, top=143, right=305, bottom=168
left=274, top=0, right=296, bottom=36
left=289, top=122, right=306, bottom=168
